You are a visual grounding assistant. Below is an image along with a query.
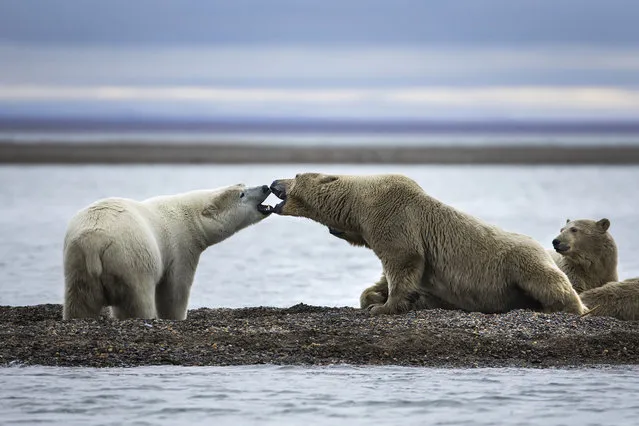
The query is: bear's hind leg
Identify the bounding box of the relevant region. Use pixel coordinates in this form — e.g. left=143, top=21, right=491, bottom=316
left=515, top=265, right=586, bottom=315
left=110, top=275, right=157, bottom=319
left=360, top=273, right=389, bottom=309
left=369, top=253, right=424, bottom=315
left=63, top=272, right=105, bottom=319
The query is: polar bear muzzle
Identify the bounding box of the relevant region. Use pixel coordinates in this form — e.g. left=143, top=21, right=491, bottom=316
left=248, top=185, right=273, bottom=215
left=260, top=179, right=289, bottom=214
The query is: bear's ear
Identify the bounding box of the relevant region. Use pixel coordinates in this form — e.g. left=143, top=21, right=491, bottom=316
left=596, top=218, right=610, bottom=232
left=318, top=175, right=339, bottom=184
left=565, top=218, right=571, bottom=224
left=202, top=204, right=218, bottom=218
left=202, top=198, right=224, bottom=218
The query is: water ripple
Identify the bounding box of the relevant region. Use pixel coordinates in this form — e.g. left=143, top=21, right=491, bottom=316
left=2, top=362, right=639, bottom=425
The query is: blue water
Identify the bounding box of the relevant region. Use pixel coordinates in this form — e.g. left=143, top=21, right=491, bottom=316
left=2, top=365, right=639, bottom=426
left=1, top=162, right=639, bottom=425
left=1, top=163, right=638, bottom=308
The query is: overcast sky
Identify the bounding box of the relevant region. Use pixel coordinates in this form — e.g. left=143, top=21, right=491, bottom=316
left=1, top=0, right=638, bottom=46
left=1, top=0, right=638, bottom=120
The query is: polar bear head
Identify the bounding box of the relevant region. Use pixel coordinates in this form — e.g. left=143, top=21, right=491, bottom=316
left=267, top=172, right=421, bottom=233
left=196, top=184, right=272, bottom=245
left=267, top=172, right=358, bottom=231
left=552, top=218, right=615, bottom=261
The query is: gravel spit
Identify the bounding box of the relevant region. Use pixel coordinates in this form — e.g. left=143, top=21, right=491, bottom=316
left=1, top=304, right=638, bottom=368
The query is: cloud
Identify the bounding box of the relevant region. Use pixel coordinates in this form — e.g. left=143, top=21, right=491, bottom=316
left=388, top=87, right=639, bottom=109
left=3, top=44, right=639, bottom=119
left=0, top=45, right=639, bottom=84
left=3, top=85, right=639, bottom=114
left=2, top=45, right=639, bottom=86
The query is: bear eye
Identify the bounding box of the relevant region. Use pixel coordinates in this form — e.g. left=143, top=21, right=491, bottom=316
left=239, top=192, right=245, bottom=198
left=570, top=227, right=578, bottom=233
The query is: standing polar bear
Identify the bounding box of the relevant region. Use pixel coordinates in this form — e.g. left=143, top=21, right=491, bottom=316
left=267, top=173, right=586, bottom=315
left=63, top=184, right=272, bottom=320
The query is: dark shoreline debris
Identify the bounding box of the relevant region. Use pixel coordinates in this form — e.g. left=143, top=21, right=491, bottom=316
left=1, top=304, right=638, bottom=368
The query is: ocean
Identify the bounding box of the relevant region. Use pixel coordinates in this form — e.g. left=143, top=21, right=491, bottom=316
left=3, top=365, right=639, bottom=426
left=1, top=160, right=638, bottom=425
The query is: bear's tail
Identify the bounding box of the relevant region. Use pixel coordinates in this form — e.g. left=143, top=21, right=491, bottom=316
left=84, top=249, right=103, bottom=281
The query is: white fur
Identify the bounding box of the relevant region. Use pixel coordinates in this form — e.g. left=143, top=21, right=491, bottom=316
left=63, top=184, right=270, bottom=320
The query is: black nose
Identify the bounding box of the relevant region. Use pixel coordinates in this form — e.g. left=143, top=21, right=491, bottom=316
left=261, top=185, right=270, bottom=193
left=552, top=239, right=560, bottom=247
left=270, top=180, right=286, bottom=199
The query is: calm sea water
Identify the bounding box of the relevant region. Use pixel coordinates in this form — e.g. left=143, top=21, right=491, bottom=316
left=1, top=162, right=639, bottom=425
left=2, top=365, right=639, bottom=426
left=1, top=163, right=638, bottom=308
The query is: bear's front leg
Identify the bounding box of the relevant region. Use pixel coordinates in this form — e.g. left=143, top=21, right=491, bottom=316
left=360, top=273, right=389, bottom=309
left=155, top=265, right=196, bottom=320
left=369, top=253, right=425, bottom=315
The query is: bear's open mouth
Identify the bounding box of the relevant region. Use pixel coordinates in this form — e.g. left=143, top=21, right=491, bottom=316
left=554, top=244, right=570, bottom=253
left=270, top=185, right=286, bottom=200
left=257, top=200, right=286, bottom=215
left=257, top=186, right=286, bottom=215
left=256, top=204, right=273, bottom=215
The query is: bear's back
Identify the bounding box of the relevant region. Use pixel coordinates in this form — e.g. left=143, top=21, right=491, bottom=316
left=66, top=198, right=156, bottom=242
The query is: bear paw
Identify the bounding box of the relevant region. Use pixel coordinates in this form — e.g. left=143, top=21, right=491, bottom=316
left=368, top=302, right=410, bottom=315
left=360, top=291, right=387, bottom=309
left=368, top=303, right=389, bottom=315
left=368, top=301, right=411, bottom=315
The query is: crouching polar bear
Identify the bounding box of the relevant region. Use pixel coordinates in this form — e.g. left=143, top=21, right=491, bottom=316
left=267, top=173, right=586, bottom=316
left=63, top=184, right=272, bottom=320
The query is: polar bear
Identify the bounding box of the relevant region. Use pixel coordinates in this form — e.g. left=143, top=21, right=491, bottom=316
left=267, top=173, right=586, bottom=315
left=63, top=184, right=272, bottom=320
left=580, top=278, right=639, bottom=320
left=327, top=227, right=456, bottom=310
left=547, top=218, right=618, bottom=293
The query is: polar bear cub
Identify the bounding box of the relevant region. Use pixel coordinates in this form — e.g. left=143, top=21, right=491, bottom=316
left=63, top=184, right=272, bottom=320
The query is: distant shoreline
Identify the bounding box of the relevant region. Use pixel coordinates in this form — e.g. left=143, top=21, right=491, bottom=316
left=3, top=117, right=639, bottom=135
left=3, top=142, right=639, bottom=164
